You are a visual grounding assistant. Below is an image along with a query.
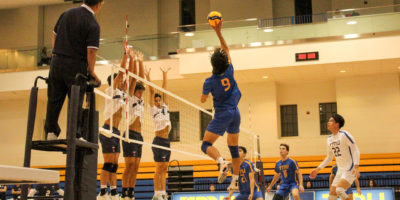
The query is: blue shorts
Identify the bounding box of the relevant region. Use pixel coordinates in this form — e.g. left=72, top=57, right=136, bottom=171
left=277, top=182, right=299, bottom=198
left=99, top=124, right=120, bottom=153
left=206, top=107, right=241, bottom=136
left=236, top=190, right=263, bottom=200
left=346, top=187, right=353, bottom=194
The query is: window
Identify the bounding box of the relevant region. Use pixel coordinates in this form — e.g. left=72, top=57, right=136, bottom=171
left=319, top=102, right=337, bottom=135
left=179, top=0, right=195, bottom=32
left=169, top=112, right=180, bottom=142
left=200, top=109, right=212, bottom=140
left=280, top=105, right=299, bottom=137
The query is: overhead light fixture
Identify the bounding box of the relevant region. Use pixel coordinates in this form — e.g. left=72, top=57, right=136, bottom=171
left=263, top=28, right=273, bottom=32
left=249, top=42, right=262, bottom=47
left=186, top=48, right=195, bottom=53
left=185, top=32, right=194, bottom=37
left=99, top=38, right=104, bottom=41
left=96, top=60, right=109, bottom=65
left=344, top=34, right=359, bottom=39
left=341, top=9, right=355, bottom=12
left=246, top=18, right=257, bottom=21
left=264, top=41, right=274, bottom=46
left=262, top=76, right=269, bottom=79
left=277, top=40, right=284, bottom=45
left=347, top=21, right=357, bottom=25
left=206, top=46, right=214, bottom=51
left=340, top=70, right=346, bottom=73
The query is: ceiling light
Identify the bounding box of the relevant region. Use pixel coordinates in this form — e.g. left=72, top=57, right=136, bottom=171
left=186, top=48, right=195, bottom=53
left=264, top=41, right=274, bottom=46
left=347, top=21, right=357, bottom=25
left=185, top=32, right=194, bottom=37
left=246, top=18, right=257, bottom=21
left=263, top=28, right=273, bottom=32
left=340, top=70, right=346, bottom=73
left=250, top=42, right=262, bottom=47
left=206, top=46, right=214, bottom=51
left=96, top=60, right=109, bottom=65
left=262, top=76, right=269, bottom=79
left=149, top=56, right=158, bottom=60
left=344, top=34, right=359, bottom=39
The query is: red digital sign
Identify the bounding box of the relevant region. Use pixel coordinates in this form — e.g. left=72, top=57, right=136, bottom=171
left=296, top=52, right=319, bottom=62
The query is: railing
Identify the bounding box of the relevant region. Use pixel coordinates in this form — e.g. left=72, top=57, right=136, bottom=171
left=258, top=13, right=328, bottom=28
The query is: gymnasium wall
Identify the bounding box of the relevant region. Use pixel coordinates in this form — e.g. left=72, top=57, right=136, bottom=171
left=0, top=73, right=398, bottom=166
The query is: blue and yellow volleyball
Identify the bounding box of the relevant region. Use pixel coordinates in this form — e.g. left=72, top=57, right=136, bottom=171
left=207, top=11, right=222, bottom=27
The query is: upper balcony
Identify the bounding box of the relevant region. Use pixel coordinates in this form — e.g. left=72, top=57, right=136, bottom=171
left=0, top=4, right=399, bottom=72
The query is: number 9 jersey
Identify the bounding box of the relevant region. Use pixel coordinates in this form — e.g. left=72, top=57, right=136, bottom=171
left=202, top=63, right=242, bottom=136
left=202, top=63, right=241, bottom=110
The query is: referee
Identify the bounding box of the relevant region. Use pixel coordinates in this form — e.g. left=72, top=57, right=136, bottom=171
left=45, top=0, right=103, bottom=140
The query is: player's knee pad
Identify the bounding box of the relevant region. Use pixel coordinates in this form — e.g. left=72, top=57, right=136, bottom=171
left=336, top=187, right=348, bottom=200
left=272, top=194, right=284, bottom=200
left=102, top=163, right=114, bottom=172
left=228, top=145, right=239, bottom=158
left=201, top=141, right=212, bottom=154
left=328, top=195, right=338, bottom=200
left=111, top=164, right=119, bottom=173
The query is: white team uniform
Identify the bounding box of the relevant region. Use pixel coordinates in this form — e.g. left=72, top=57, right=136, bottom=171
left=128, top=95, right=145, bottom=125
left=103, top=87, right=126, bottom=122
left=151, top=103, right=171, bottom=132
left=319, top=130, right=360, bottom=186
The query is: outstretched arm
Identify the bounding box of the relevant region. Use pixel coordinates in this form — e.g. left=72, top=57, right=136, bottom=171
left=144, top=67, right=154, bottom=108
left=128, top=47, right=137, bottom=96
left=310, top=144, right=333, bottom=179
left=212, top=20, right=231, bottom=63
left=114, top=47, right=129, bottom=90
left=160, top=67, right=171, bottom=105
left=137, top=51, right=145, bottom=79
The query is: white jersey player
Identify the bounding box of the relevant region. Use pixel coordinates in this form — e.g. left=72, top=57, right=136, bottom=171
left=310, top=114, right=360, bottom=200
left=145, top=66, right=172, bottom=200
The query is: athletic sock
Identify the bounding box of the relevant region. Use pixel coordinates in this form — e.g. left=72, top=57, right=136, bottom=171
left=217, top=157, right=224, bottom=164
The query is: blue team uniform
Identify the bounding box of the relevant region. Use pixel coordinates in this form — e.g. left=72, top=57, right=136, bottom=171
left=202, top=63, right=242, bottom=136
left=235, top=159, right=263, bottom=200
left=275, top=158, right=300, bottom=197
left=331, top=164, right=353, bottom=194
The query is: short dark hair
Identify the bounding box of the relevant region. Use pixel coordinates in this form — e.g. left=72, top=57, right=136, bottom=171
left=154, top=93, right=162, bottom=99
left=211, top=48, right=229, bottom=75
left=84, top=0, right=103, bottom=7
left=239, top=146, right=247, bottom=154
left=332, top=114, right=345, bottom=128
left=134, top=82, right=145, bottom=93
left=107, top=73, right=118, bottom=86
left=280, top=143, right=289, bottom=152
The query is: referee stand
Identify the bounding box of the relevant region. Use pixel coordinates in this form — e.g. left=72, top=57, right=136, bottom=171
left=21, top=74, right=100, bottom=200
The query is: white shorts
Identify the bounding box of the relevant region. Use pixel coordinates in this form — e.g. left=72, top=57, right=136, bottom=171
left=332, top=168, right=356, bottom=187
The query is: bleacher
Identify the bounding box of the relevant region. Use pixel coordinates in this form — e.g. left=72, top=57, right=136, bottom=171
left=7, top=153, right=395, bottom=199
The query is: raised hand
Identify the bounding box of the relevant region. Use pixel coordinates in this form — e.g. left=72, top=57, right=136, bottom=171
left=144, top=66, right=151, bottom=77
left=136, top=51, right=144, bottom=61
left=160, top=66, right=171, bottom=73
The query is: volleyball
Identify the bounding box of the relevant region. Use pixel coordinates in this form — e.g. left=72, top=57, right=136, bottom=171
left=208, top=11, right=222, bottom=27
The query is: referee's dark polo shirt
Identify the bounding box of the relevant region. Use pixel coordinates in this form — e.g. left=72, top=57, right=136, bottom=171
left=52, top=4, right=100, bottom=61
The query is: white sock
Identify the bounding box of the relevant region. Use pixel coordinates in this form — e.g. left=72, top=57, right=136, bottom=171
left=231, top=174, right=239, bottom=181
left=155, top=191, right=162, bottom=196
left=217, top=157, right=224, bottom=164
left=110, top=186, right=117, bottom=189
left=161, top=191, right=166, bottom=195
left=101, top=185, right=107, bottom=189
